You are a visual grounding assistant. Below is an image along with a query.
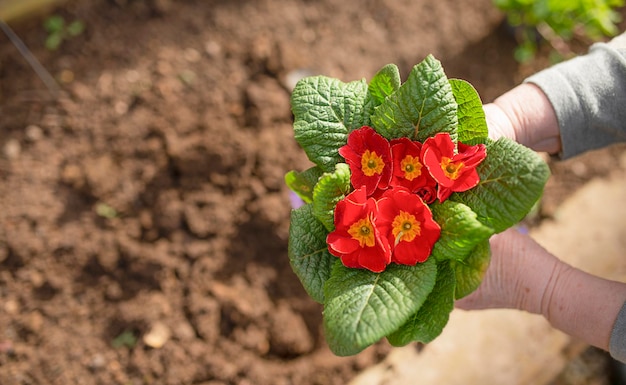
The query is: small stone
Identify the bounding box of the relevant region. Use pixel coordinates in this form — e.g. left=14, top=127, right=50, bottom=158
left=25, top=125, right=44, bottom=141
left=29, top=271, right=45, bottom=288
left=4, top=299, right=19, bottom=315
left=88, top=354, right=106, bottom=371
left=107, top=359, right=122, bottom=375
left=143, top=322, right=171, bottom=349
left=204, top=40, right=222, bottom=58
left=3, top=139, right=21, bottom=160
left=284, top=69, right=314, bottom=91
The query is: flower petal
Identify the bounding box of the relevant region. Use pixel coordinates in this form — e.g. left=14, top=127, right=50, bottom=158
left=340, top=126, right=392, bottom=196
left=327, top=232, right=360, bottom=255
left=357, top=245, right=390, bottom=273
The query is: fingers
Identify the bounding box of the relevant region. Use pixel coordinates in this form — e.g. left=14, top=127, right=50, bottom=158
left=483, top=103, right=516, bottom=142
left=488, top=83, right=561, bottom=154
left=455, top=228, right=560, bottom=313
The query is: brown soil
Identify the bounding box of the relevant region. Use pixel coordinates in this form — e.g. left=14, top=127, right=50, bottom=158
left=0, top=1, right=624, bottom=384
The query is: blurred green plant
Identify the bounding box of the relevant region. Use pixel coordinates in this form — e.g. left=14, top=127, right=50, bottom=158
left=494, top=0, right=624, bottom=62
left=111, top=330, right=137, bottom=349
left=43, top=14, right=85, bottom=51
left=95, top=202, right=118, bottom=219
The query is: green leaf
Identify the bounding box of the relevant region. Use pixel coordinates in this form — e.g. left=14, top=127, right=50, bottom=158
left=370, top=55, right=458, bottom=142
left=111, top=330, right=137, bottom=349
left=45, top=33, right=63, bottom=51
left=288, top=204, right=336, bottom=303
left=449, top=79, right=489, bottom=145
left=95, top=202, right=118, bottom=219
left=66, top=20, right=85, bottom=37
left=451, top=138, right=550, bottom=233
left=44, top=15, right=65, bottom=33
left=430, top=200, right=494, bottom=262
left=292, top=76, right=375, bottom=172
left=368, top=64, right=401, bottom=105
left=285, top=166, right=324, bottom=204
left=387, top=261, right=456, bottom=346
left=312, top=163, right=352, bottom=231
left=451, top=239, right=491, bottom=299
left=323, top=259, right=437, bottom=356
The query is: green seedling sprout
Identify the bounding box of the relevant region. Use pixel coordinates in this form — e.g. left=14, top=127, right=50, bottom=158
left=44, top=14, right=85, bottom=51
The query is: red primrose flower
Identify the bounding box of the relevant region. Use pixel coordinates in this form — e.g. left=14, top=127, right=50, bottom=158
left=421, top=133, right=486, bottom=202
left=330, top=128, right=486, bottom=272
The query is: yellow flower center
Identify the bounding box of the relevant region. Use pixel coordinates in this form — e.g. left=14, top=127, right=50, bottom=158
left=392, top=211, right=421, bottom=245
left=441, top=157, right=464, bottom=180
left=348, top=217, right=376, bottom=247
left=361, top=150, right=385, bottom=177
left=400, top=155, right=422, bottom=181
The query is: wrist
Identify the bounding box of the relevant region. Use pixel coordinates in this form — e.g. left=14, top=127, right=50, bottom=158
left=482, top=230, right=562, bottom=314
left=512, top=240, right=563, bottom=315
left=539, top=263, right=626, bottom=350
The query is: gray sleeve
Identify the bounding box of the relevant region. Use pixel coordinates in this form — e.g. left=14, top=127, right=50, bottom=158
left=610, top=301, right=626, bottom=363
left=524, top=33, right=626, bottom=159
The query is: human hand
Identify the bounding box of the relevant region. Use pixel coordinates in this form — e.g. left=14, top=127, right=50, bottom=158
left=456, top=228, right=626, bottom=351
left=465, top=82, right=626, bottom=353
left=455, top=228, right=561, bottom=314
left=482, top=83, right=562, bottom=154
left=461, top=84, right=564, bottom=313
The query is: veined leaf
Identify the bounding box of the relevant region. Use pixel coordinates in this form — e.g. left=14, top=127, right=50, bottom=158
left=452, top=239, right=491, bottom=299
left=323, top=259, right=437, bottom=356
left=371, top=55, right=458, bottom=142
left=450, top=78, right=489, bottom=145
left=285, top=166, right=324, bottom=204
left=368, top=64, right=401, bottom=105
left=430, top=200, right=494, bottom=262
left=288, top=204, right=335, bottom=303
left=451, top=138, right=550, bottom=233
left=312, top=163, right=352, bottom=231
left=387, top=261, right=456, bottom=346
left=292, top=76, right=376, bottom=172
